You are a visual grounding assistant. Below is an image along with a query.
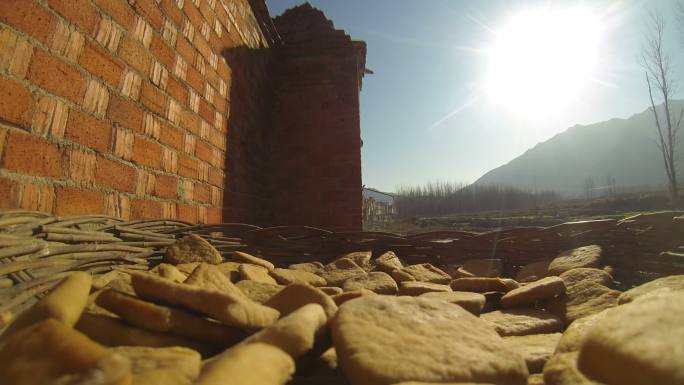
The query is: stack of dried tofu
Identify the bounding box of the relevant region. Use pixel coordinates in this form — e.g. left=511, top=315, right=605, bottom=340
left=0, top=234, right=683, bottom=385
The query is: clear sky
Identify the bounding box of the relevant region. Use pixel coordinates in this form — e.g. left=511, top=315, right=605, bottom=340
left=266, top=0, right=684, bottom=193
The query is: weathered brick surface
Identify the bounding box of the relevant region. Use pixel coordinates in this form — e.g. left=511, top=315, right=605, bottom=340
left=0, top=177, right=20, bottom=209
left=1, top=130, right=62, bottom=178
left=28, top=49, right=86, bottom=104
left=47, top=0, right=99, bottom=36
left=0, top=77, right=35, bottom=129
left=66, top=110, right=112, bottom=152
left=0, top=1, right=364, bottom=229
left=0, top=0, right=56, bottom=45
left=131, top=198, right=163, bottom=219
left=132, top=135, right=162, bottom=169
left=80, top=41, right=124, bottom=87
left=94, top=0, right=136, bottom=30
left=55, top=186, right=105, bottom=216
left=95, top=156, right=136, bottom=193
left=117, top=35, right=151, bottom=74
left=108, top=94, right=143, bottom=133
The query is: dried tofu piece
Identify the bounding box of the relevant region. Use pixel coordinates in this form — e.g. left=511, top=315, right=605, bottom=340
left=112, top=346, right=200, bottom=385
left=0, top=318, right=130, bottom=385
left=1, top=272, right=91, bottom=340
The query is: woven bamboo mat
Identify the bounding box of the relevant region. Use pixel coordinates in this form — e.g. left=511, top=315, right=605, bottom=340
left=1, top=209, right=682, bottom=327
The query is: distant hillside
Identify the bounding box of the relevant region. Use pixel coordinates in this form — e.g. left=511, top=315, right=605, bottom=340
left=474, top=101, right=684, bottom=196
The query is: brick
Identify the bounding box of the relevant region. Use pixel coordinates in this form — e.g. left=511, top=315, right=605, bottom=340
left=166, top=77, right=188, bottom=106
left=154, top=174, right=177, bottom=198
left=150, top=34, right=176, bottom=70
left=0, top=126, right=6, bottom=160
left=167, top=99, right=181, bottom=124
left=30, top=96, right=68, bottom=138
left=132, top=135, right=162, bottom=169
left=65, top=109, right=112, bottom=152
left=158, top=122, right=183, bottom=150
left=83, top=79, right=110, bottom=116
left=117, top=36, right=151, bottom=74
left=210, top=185, right=221, bottom=205
left=194, top=182, right=210, bottom=203
left=176, top=36, right=196, bottom=65
left=197, top=160, right=208, bottom=181
left=0, top=76, right=35, bottom=129
left=198, top=0, right=215, bottom=23
left=208, top=166, right=224, bottom=187
left=183, top=1, right=204, bottom=27
left=195, top=55, right=205, bottom=77
left=28, top=49, right=85, bottom=104
left=51, top=21, right=85, bottom=61
left=173, top=56, right=187, bottom=81
left=0, top=0, right=56, bottom=45
left=179, top=109, right=201, bottom=134
left=18, top=181, right=55, bottom=212
left=161, top=201, right=177, bottom=219
left=197, top=205, right=208, bottom=224
left=55, top=186, right=105, bottom=216
left=143, top=113, right=161, bottom=140
left=120, top=69, right=142, bottom=100
left=133, top=0, right=164, bottom=31
left=198, top=99, right=215, bottom=123
left=186, top=66, right=204, bottom=93
left=177, top=153, right=198, bottom=178
left=160, top=0, right=184, bottom=27
left=180, top=179, right=193, bottom=200
left=150, top=61, right=169, bottom=89
left=133, top=16, right=154, bottom=48
left=205, top=83, right=215, bottom=105
left=95, top=17, right=123, bottom=52
left=95, top=156, right=136, bottom=192
left=104, top=193, right=131, bottom=219
left=161, top=19, right=179, bottom=47
left=195, top=140, right=213, bottom=163
left=177, top=204, right=197, bottom=223
left=189, top=89, right=200, bottom=112
left=140, top=82, right=167, bottom=116
left=68, top=149, right=96, bottom=184
left=47, top=0, right=99, bottom=35
left=113, top=127, right=134, bottom=160
left=214, top=93, right=227, bottom=113
left=161, top=147, right=178, bottom=173
left=130, top=198, right=163, bottom=219
left=94, top=0, right=136, bottom=30
left=136, top=170, right=155, bottom=196
left=0, top=32, right=34, bottom=79
left=183, top=132, right=196, bottom=154
left=192, top=34, right=212, bottom=64
left=207, top=206, right=221, bottom=224
left=0, top=177, right=20, bottom=209
left=1, top=130, right=62, bottom=178
left=80, top=41, right=124, bottom=87
left=108, top=94, right=143, bottom=132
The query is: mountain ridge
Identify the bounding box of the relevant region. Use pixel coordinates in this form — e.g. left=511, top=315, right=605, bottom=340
left=473, top=101, right=684, bottom=196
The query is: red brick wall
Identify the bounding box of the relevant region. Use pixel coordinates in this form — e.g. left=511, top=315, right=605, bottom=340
left=0, top=0, right=270, bottom=223
left=0, top=1, right=364, bottom=228
left=271, top=4, right=364, bottom=230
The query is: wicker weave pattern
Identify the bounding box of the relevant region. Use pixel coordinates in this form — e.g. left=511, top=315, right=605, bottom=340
left=0, top=209, right=682, bottom=323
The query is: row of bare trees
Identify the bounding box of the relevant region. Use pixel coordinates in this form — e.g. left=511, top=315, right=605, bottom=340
left=394, top=181, right=559, bottom=218
left=643, top=3, right=684, bottom=207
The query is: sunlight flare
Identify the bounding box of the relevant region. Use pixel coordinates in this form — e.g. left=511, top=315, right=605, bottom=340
left=486, top=6, right=603, bottom=119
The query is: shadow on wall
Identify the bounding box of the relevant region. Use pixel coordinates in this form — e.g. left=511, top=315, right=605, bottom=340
left=220, top=46, right=274, bottom=226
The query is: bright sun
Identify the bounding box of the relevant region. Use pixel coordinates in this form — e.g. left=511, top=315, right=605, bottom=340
left=486, top=7, right=602, bottom=119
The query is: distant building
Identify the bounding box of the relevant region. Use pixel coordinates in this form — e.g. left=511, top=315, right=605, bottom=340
left=362, top=187, right=396, bottom=223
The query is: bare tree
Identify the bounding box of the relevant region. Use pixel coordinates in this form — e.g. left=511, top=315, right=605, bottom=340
left=642, top=11, right=683, bottom=207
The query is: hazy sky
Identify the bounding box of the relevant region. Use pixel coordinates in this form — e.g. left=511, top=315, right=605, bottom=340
left=266, top=0, right=684, bottom=192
